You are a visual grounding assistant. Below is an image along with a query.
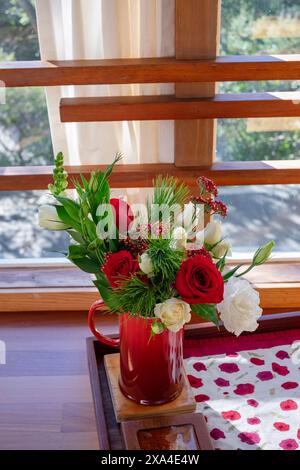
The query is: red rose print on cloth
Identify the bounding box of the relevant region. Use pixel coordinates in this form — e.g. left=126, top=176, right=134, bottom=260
left=279, top=439, right=299, bottom=450
left=276, top=350, right=289, bottom=360
left=184, top=341, right=300, bottom=450
left=234, top=383, right=255, bottom=395
left=214, top=378, right=230, bottom=387
left=210, top=428, right=226, bottom=440
left=238, top=432, right=261, bottom=445
left=221, top=410, right=241, bottom=421
left=280, top=400, right=298, bottom=411
left=250, top=357, right=265, bottom=366
left=281, top=382, right=298, bottom=390
left=187, top=375, right=203, bottom=388
left=247, top=417, right=261, bottom=425
left=272, top=362, right=290, bottom=376
left=219, top=363, right=240, bottom=373
left=273, top=422, right=290, bottom=432
left=195, top=394, right=210, bottom=403
left=247, top=399, right=259, bottom=408
left=256, top=371, right=274, bottom=381
left=193, top=362, right=207, bottom=372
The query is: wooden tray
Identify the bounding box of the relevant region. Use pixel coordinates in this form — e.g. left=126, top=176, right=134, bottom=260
left=86, top=311, right=300, bottom=450
left=86, top=336, right=209, bottom=450
left=104, top=353, right=196, bottom=422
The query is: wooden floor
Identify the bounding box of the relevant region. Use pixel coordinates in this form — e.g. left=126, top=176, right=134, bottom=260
left=0, top=311, right=118, bottom=450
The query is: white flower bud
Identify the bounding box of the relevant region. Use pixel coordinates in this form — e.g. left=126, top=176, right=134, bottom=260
left=171, top=227, right=187, bottom=250
left=204, top=220, right=222, bottom=246
left=139, top=252, right=154, bottom=277
left=38, top=205, right=70, bottom=230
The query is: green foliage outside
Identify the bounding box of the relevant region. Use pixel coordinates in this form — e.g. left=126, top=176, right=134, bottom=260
left=219, top=0, right=300, bottom=161
left=0, top=0, right=53, bottom=167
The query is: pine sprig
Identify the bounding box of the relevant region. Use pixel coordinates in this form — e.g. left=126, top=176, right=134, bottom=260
left=148, top=175, right=190, bottom=226
left=148, top=238, right=185, bottom=284
left=109, top=276, right=157, bottom=317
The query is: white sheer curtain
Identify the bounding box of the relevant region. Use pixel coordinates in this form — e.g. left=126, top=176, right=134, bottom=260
left=35, top=0, right=175, bottom=165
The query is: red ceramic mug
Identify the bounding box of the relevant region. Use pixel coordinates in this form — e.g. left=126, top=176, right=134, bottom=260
left=88, top=300, right=184, bottom=405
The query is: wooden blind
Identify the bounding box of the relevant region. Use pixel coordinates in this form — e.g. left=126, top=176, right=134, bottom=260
left=1, top=0, right=300, bottom=190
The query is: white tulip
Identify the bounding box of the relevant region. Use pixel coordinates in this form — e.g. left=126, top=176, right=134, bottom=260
left=212, top=239, right=232, bottom=259
left=139, top=252, right=154, bottom=277
left=154, top=298, right=191, bottom=333
left=171, top=227, right=187, bottom=250
left=38, top=205, right=70, bottom=230
left=176, top=202, right=198, bottom=230
left=204, top=220, right=222, bottom=246
left=218, top=278, right=262, bottom=337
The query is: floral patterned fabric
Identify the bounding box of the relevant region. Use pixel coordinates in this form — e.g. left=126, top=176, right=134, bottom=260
left=184, top=330, right=300, bottom=450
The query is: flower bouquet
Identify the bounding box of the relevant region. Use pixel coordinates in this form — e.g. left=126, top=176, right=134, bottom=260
left=39, top=153, right=275, bottom=405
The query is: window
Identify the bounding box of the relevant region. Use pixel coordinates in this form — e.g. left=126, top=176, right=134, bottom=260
left=1, top=0, right=300, bottom=311
left=0, top=0, right=67, bottom=260
left=218, top=0, right=300, bottom=255
left=218, top=0, right=300, bottom=163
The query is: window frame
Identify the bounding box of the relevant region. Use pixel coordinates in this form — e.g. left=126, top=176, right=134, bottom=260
left=1, top=0, right=300, bottom=311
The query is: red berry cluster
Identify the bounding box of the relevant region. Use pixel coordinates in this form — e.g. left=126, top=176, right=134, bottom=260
left=198, top=176, right=218, bottom=197
left=211, top=200, right=227, bottom=217
left=189, top=176, right=227, bottom=218
left=121, top=237, right=148, bottom=256
left=187, top=247, right=212, bottom=259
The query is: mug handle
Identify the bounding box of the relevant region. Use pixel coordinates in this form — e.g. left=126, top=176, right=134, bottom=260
left=88, top=299, right=120, bottom=348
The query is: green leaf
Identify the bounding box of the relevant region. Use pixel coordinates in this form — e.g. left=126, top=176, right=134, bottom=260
left=68, top=245, right=87, bottom=259
left=68, top=256, right=100, bottom=274
left=80, top=174, right=89, bottom=191
left=67, top=230, right=86, bottom=245
left=103, top=152, right=123, bottom=179
left=216, top=254, right=226, bottom=272
left=93, top=279, right=113, bottom=305
left=55, top=196, right=80, bottom=222
left=95, top=271, right=111, bottom=289
left=55, top=205, right=82, bottom=233
left=84, top=217, right=97, bottom=240
left=222, top=264, right=243, bottom=281
left=191, top=304, right=219, bottom=326
left=151, top=321, right=165, bottom=336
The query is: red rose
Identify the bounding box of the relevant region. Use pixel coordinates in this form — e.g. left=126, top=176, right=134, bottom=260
left=175, top=254, right=224, bottom=304
left=110, top=198, right=134, bottom=232
left=103, top=250, right=138, bottom=288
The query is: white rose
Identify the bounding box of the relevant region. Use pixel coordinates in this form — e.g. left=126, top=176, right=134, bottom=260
left=171, top=227, right=187, bottom=250
left=212, top=239, right=232, bottom=259
left=204, top=220, right=222, bottom=246
left=139, top=252, right=154, bottom=277
left=218, top=277, right=262, bottom=336
left=154, top=298, right=191, bottom=333
left=38, top=204, right=70, bottom=230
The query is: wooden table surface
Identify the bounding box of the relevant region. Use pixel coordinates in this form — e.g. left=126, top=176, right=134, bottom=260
left=0, top=311, right=118, bottom=450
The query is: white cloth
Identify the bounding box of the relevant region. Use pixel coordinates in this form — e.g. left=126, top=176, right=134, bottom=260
left=35, top=0, right=175, bottom=165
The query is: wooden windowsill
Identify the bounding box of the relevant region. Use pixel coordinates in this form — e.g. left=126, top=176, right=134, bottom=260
left=1, top=262, right=300, bottom=313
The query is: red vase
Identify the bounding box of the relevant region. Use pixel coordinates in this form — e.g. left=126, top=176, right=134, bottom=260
left=88, top=300, right=184, bottom=405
